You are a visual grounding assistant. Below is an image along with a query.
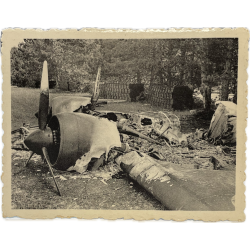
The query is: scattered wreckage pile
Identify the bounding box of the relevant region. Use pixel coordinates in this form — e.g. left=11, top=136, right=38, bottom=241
left=12, top=101, right=237, bottom=211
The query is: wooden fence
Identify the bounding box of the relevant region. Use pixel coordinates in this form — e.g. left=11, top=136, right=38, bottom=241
left=100, top=83, right=174, bottom=109
left=99, top=83, right=144, bottom=101
left=147, top=85, right=173, bottom=109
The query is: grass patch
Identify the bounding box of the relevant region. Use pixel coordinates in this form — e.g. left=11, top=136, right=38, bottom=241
left=11, top=87, right=91, bottom=130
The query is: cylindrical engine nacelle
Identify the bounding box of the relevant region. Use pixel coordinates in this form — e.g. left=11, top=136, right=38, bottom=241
left=48, top=113, right=96, bottom=171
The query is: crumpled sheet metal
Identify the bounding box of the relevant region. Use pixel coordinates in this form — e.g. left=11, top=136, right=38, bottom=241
left=68, top=118, right=121, bottom=173
left=116, top=151, right=171, bottom=183
left=51, top=96, right=92, bottom=115
left=130, top=111, right=187, bottom=146
left=215, top=101, right=237, bottom=116
left=208, top=101, right=237, bottom=144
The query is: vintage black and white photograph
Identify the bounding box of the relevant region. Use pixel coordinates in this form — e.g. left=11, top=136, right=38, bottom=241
left=2, top=29, right=247, bottom=220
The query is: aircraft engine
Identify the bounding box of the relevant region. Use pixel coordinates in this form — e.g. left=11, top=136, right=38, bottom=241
left=47, top=113, right=97, bottom=171
left=23, top=61, right=105, bottom=195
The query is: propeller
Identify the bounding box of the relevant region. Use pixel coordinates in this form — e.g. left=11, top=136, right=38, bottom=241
left=91, top=66, right=101, bottom=109
left=42, top=147, right=61, bottom=196
left=39, top=60, right=50, bottom=130
left=24, top=61, right=61, bottom=195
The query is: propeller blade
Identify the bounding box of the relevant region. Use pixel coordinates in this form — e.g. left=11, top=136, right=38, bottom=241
left=42, top=147, right=61, bottom=196
left=39, top=61, right=49, bottom=130
left=24, top=151, right=34, bottom=168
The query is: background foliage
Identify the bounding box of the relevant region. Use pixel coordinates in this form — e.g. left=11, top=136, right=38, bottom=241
left=11, top=38, right=238, bottom=98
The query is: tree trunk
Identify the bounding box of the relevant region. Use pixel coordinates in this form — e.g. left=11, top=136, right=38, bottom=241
left=221, top=40, right=233, bottom=101
left=190, top=50, right=195, bottom=87
left=150, top=66, right=154, bottom=84
left=55, top=70, right=60, bottom=89
left=137, top=71, right=141, bottom=84
left=200, top=40, right=212, bottom=110
left=179, top=41, right=186, bottom=84
left=167, top=66, right=172, bottom=87
left=200, top=66, right=212, bottom=110
left=233, top=78, right=237, bottom=104
left=160, top=72, right=164, bottom=84
left=220, top=60, right=230, bottom=101
left=150, top=44, right=156, bottom=85
left=158, top=67, right=164, bottom=84
left=204, top=85, right=211, bottom=110
left=200, top=82, right=211, bottom=110
left=221, top=79, right=229, bottom=101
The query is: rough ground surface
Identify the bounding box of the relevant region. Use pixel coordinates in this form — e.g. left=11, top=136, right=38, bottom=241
left=11, top=87, right=234, bottom=210
left=11, top=150, right=166, bottom=209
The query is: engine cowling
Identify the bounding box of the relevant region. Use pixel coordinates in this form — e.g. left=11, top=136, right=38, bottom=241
left=47, top=112, right=122, bottom=171
left=48, top=113, right=95, bottom=170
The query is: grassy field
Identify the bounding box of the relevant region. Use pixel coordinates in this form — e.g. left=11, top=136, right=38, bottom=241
left=11, top=87, right=162, bottom=130
left=12, top=86, right=203, bottom=131
left=11, top=87, right=92, bottom=130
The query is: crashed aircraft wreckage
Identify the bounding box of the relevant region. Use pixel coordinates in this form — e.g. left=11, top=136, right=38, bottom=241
left=23, top=61, right=161, bottom=196
left=15, top=61, right=236, bottom=210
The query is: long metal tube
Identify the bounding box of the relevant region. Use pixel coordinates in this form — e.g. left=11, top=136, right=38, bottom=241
left=116, top=151, right=235, bottom=211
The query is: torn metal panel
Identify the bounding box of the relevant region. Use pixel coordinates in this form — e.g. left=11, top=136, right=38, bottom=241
left=129, top=111, right=187, bottom=146
left=207, top=101, right=237, bottom=145
left=51, top=96, right=92, bottom=115
left=66, top=115, right=122, bottom=173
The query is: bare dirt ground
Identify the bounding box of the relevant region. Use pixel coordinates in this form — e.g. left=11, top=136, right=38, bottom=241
left=11, top=87, right=213, bottom=210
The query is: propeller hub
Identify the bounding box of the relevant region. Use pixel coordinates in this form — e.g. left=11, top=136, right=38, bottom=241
left=24, top=128, right=53, bottom=155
